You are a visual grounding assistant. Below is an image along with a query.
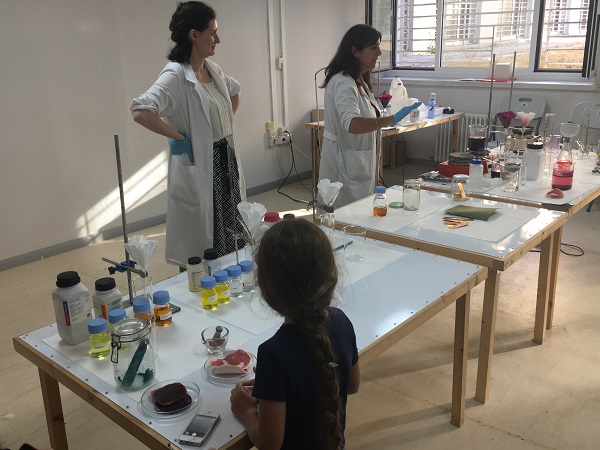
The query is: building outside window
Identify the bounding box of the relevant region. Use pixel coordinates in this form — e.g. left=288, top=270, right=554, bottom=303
left=367, top=0, right=598, bottom=78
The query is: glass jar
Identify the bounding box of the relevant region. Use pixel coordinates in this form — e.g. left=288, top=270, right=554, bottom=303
left=200, top=276, right=218, bottom=310
left=213, top=270, right=231, bottom=304
left=403, top=179, right=421, bottom=211
left=152, top=290, right=172, bottom=327
left=451, top=174, right=470, bottom=202
left=110, top=318, right=155, bottom=391
left=203, top=248, right=222, bottom=276
left=88, top=318, right=110, bottom=358
left=240, top=260, right=255, bottom=292
left=226, top=265, right=244, bottom=298
left=187, top=256, right=203, bottom=292
left=373, top=186, right=387, bottom=216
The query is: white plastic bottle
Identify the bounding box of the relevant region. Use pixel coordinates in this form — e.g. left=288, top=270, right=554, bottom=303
left=522, top=142, right=545, bottom=181
left=92, top=277, right=123, bottom=321
left=389, top=77, right=408, bottom=116
left=469, top=158, right=484, bottom=191
left=52, top=271, right=92, bottom=345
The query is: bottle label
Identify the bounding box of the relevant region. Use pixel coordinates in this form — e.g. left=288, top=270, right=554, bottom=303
left=63, top=293, right=91, bottom=326
left=159, top=311, right=172, bottom=321
left=230, top=279, right=243, bottom=294
left=94, top=298, right=123, bottom=321
left=188, top=269, right=203, bottom=291
left=204, top=294, right=218, bottom=303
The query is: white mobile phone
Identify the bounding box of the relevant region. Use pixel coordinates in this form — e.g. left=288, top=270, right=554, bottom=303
left=178, top=411, right=220, bottom=447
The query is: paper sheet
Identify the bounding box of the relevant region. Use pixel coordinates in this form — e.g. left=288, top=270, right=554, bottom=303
left=409, top=204, right=540, bottom=242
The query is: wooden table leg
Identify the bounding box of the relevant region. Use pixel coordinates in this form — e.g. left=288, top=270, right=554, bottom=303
left=546, top=227, right=563, bottom=330
left=534, top=232, right=555, bottom=344
left=39, top=368, right=69, bottom=450
left=475, top=269, right=500, bottom=404
left=451, top=292, right=470, bottom=427
left=451, top=118, right=460, bottom=152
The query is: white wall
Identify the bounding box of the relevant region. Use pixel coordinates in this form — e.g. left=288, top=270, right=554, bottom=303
left=0, top=0, right=363, bottom=265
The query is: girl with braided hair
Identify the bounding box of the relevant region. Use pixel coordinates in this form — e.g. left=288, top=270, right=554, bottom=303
left=230, top=219, right=360, bottom=449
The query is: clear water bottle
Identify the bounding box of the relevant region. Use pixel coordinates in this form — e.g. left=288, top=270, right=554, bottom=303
left=373, top=186, right=387, bottom=217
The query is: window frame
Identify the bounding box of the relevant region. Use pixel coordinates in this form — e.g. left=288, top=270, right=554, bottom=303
left=367, top=0, right=599, bottom=83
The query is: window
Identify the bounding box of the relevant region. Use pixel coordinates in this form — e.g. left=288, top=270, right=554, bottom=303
left=367, top=0, right=599, bottom=77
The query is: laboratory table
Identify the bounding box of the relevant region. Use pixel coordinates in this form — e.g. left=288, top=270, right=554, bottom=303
left=420, top=157, right=600, bottom=335
left=14, top=239, right=487, bottom=450
left=332, top=190, right=568, bottom=403
left=305, top=112, right=465, bottom=190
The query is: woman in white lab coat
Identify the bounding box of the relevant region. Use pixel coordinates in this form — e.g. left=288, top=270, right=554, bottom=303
left=130, top=1, right=246, bottom=267
left=319, top=24, right=419, bottom=207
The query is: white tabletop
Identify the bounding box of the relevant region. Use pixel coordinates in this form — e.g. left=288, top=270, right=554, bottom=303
left=420, top=158, right=600, bottom=211
left=334, top=189, right=565, bottom=261
left=19, top=238, right=483, bottom=449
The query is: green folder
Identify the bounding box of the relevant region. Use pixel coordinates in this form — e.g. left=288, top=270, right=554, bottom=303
left=445, top=205, right=499, bottom=221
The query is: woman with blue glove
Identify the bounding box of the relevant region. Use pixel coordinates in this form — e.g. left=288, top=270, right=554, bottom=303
left=130, top=1, right=246, bottom=267
left=318, top=24, right=420, bottom=207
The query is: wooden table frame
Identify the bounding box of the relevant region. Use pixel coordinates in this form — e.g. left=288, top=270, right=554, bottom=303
left=420, top=182, right=600, bottom=402
left=13, top=262, right=487, bottom=449
left=334, top=204, right=568, bottom=404
left=305, top=112, right=464, bottom=191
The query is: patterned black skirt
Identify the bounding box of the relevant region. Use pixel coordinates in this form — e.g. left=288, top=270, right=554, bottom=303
left=212, top=138, right=246, bottom=257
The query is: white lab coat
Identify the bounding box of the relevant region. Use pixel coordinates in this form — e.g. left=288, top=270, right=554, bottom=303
left=318, top=73, right=378, bottom=207
left=130, top=60, right=246, bottom=267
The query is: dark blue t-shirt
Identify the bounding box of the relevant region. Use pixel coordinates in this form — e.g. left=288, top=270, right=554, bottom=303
left=251, top=307, right=358, bottom=449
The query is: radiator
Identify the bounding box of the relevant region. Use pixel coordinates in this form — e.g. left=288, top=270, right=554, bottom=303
left=434, top=113, right=490, bottom=162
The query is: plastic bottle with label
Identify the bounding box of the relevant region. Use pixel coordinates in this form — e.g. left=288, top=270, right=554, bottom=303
left=203, top=248, right=222, bottom=276
left=187, top=256, right=203, bottom=292
left=92, top=277, right=123, bottom=321
left=522, top=142, right=545, bottom=181
left=52, top=271, right=92, bottom=345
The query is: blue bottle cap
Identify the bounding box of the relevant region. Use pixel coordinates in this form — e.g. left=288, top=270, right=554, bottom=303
left=153, top=290, right=170, bottom=305
left=226, top=265, right=242, bottom=277
left=239, top=260, right=254, bottom=273
left=375, top=186, right=386, bottom=194
left=213, top=270, right=229, bottom=283
left=88, top=318, right=108, bottom=334
left=108, top=308, right=126, bottom=324
left=471, top=158, right=482, bottom=164
left=201, top=276, right=216, bottom=289
left=132, top=298, right=151, bottom=313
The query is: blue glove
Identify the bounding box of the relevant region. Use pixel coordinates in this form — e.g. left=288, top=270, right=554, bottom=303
left=392, top=101, right=422, bottom=126
left=169, top=132, right=194, bottom=163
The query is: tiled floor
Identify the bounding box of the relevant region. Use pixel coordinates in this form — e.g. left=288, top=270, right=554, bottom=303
left=2, top=165, right=599, bottom=449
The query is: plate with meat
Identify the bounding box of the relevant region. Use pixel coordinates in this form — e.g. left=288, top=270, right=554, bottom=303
left=139, top=380, right=200, bottom=418
left=203, top=349, right=256, bottom=385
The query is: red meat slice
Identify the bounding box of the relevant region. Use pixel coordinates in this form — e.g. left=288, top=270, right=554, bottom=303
left=151, top=382, right=187, bottom=406
left=210, top=349, right=251, bottom=370
left=155, top=394, right=192, bottom=413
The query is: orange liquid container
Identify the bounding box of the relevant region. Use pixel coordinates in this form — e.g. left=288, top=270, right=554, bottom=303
left=373, top=206, right=387, bottom=216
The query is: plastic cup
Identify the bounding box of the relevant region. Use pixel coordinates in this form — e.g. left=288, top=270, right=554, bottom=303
left=500, top=163, right=521, bottom=192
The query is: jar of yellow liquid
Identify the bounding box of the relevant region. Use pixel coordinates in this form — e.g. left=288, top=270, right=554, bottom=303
left=88, top=318, right=110, bottom=358
left=200, top=276, right=218, bottom=310
left=213, top=270, right=231, bottom=304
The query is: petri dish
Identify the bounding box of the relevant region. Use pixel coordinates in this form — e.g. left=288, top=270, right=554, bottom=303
left=139, top=379, right=200, bottom=419
left=203, top=350, right=256, bottom=385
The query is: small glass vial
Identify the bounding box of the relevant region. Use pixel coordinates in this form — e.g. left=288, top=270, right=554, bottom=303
left=227, top=265, right=244, bottom=298
left=451, top=174, right=470, bottom=202
left=213, top=270, right=231, bottom=304
left=108, top=308, right=126, bottom=333
left=153, top=290, right=172, bottom=326
left=201, top=276, right=219, bottom=310
left=203, top=248, right=222, bottom=276
left=88, top=318, right=110, bottom=358
left=92, top=277, right=123, bottom=321
left=187, top=256, right=203, bottom=292
left=373, top=186, right=387, bottom=217
left=240, top=260, right=255, bottom=292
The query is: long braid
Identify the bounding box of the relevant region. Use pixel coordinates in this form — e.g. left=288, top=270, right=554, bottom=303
left=295, top=308, right=342, bottom=449
left=255, top=219, right=343, bottom=449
